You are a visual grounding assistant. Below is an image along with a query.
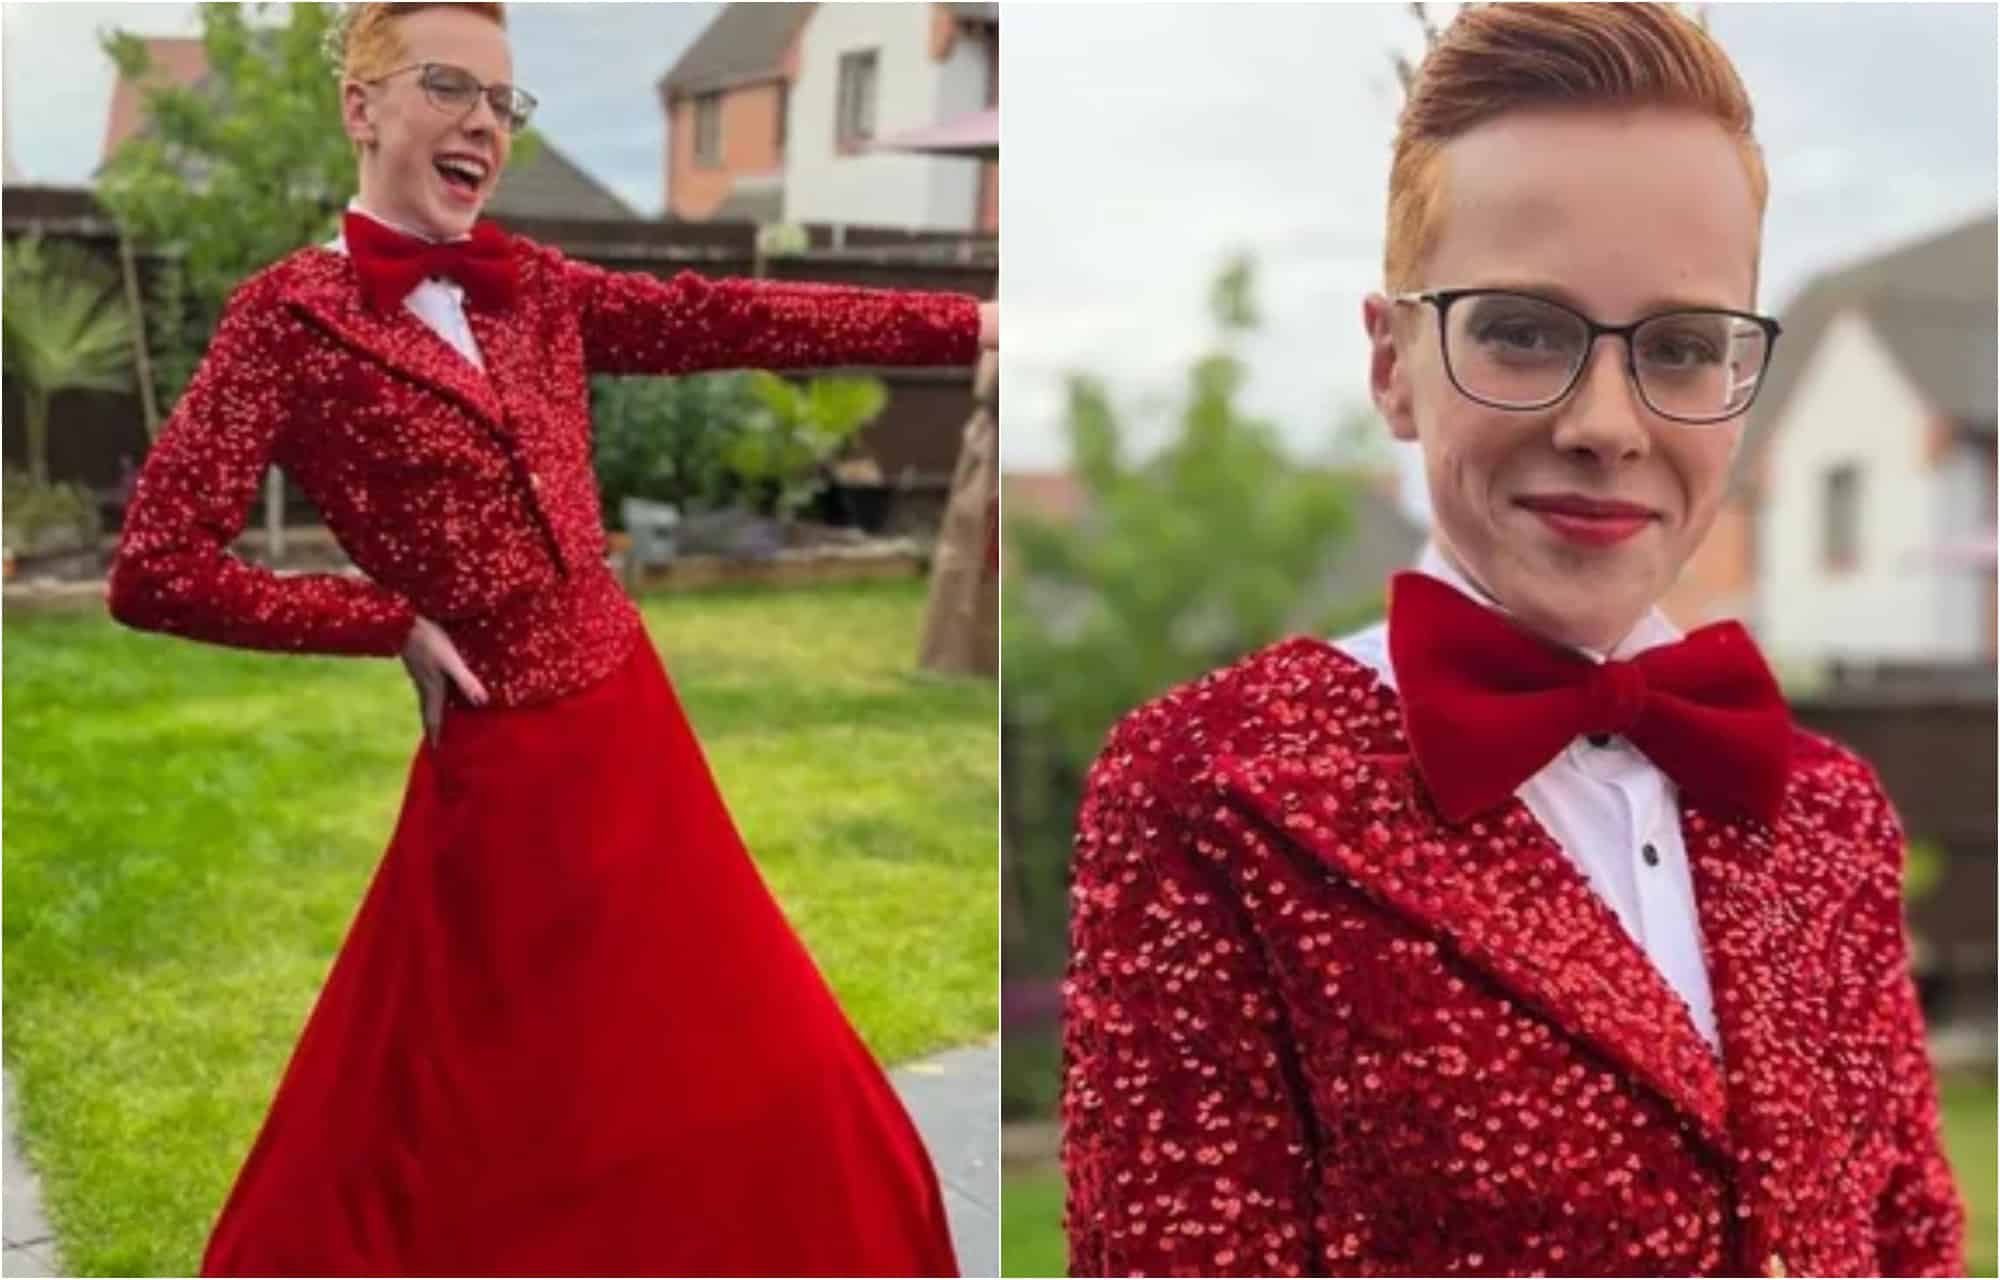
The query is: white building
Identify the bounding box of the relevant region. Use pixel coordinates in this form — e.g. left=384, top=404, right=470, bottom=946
left=1749, top=213, right=1996, bottom=669
left=782, top=3, right=994, bottom=231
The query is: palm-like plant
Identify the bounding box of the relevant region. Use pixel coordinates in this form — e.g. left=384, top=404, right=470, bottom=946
left=2, top=235, right=137, bottom=485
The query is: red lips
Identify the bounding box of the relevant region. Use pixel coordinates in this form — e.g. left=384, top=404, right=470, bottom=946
left=1515, top=493, right=1658, bottom=547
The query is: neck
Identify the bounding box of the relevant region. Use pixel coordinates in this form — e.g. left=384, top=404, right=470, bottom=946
left=1423, top=540, right=1658, bottom=660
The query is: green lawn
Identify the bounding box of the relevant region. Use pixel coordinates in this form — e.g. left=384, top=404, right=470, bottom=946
left=3, top=578, right=997, bottom=1277
left=1003, top=1071, right=1999, bottom=1277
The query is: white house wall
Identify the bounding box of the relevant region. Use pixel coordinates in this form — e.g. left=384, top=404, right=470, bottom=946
left=1760, top=308, right=1953, bottom=663
left=1933, top=435, right=1989, bottom=657
left=784, top=4, right=984, bottom=231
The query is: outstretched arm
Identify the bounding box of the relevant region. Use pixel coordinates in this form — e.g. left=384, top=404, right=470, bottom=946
left=107, top=285, right=415, bottom=657
left=559, top=252, right=985, bottom=377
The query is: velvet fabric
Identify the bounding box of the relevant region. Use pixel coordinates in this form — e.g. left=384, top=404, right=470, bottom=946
left=202, top=640, right=958, bottom=1276
left=1387, top=571, right=1793, bottom=824
left=341, top=211, right=519, bottom=313
left=1062, top=636, right=1963, bottom=1278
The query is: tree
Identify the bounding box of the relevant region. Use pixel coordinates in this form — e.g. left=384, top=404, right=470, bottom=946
left=0, top=236, right=136, bottom=486
left=97, top=4, right=355, bottom=409
left=1001, top=255, right=1379, bottom=974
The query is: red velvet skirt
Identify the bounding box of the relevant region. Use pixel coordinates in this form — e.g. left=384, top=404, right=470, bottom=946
left=200, top=638, right=958, bottom=1277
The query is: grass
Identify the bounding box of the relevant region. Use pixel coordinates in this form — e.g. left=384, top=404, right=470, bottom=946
left=2, top=578, right=997, bottom=1277
left=1001, top=1071, right=1998, bottom=1277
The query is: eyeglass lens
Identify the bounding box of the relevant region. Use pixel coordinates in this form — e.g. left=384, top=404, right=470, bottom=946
left=1444, top=292, right=1770, bottom=421
left=420, top=64, right=533, bottom=132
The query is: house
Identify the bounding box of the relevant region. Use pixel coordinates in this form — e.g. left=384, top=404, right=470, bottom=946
left=657, top=4, right=810, bottom=223
left=1669, top=212, right=1997, bottom=673
left=659, top=3, right=997, bottom=233
left=102, top=37, right=637, bottom=222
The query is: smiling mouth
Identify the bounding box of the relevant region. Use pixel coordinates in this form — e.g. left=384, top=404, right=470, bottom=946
left=433, top=156, right=489, bottom=195
left=1515, top=494, right=1658, bottom=547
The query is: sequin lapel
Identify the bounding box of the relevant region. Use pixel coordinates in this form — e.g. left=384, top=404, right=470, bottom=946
left=282, top=252, right=509, bottom=441
left=1214, top=643, right=1734, bottom=1161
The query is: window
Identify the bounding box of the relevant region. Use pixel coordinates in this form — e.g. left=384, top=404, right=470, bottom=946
left=1823, top=463, right=1861, bottom=573
left=836, top=50, right=878, bottom=150
left=694, top=92, right=721, bottom=169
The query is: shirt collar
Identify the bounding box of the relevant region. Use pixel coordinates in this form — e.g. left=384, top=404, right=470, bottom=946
left=1414, top=540, right=1682, bottom=663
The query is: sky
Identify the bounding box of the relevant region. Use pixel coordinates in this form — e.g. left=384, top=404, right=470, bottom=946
left=998, top=2, right=2000, bottom=520
left=0, top=1, right=719, bottom=215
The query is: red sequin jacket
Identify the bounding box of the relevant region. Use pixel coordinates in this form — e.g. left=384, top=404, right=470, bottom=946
left=107, top=234, right=979, bottom=705
left=1062, top=638, right=1964, bottom=1278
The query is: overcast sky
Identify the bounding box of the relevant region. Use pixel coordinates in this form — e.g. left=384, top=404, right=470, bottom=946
left=998, top=2, right=2000, bottom=516
left=0, top=1, right=718, bottom=215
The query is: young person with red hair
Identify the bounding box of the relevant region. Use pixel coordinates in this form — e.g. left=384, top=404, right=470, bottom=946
left=1061, top=6, right=1964, bottom=1275
left=110, top=3, right=992, bottom=1274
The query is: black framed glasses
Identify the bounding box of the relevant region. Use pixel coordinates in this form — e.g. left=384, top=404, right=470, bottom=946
left=1392, top=288, right=1782, bottom=425
left=369, top=61, right=537, bottom=134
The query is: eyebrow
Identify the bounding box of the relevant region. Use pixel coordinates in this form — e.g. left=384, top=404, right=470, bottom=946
left=1459, top=279, right=1744, bottom=315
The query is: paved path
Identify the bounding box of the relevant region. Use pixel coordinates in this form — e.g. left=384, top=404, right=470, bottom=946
left=892, top=1038, right=1000, bottom=1278
left=2, top=1070, right=60, bottom=1278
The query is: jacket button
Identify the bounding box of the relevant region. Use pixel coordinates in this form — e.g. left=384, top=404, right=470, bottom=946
left=1764, top=1253, right=1786, bottom=1277
left=529, top=472, right=543, bottom=491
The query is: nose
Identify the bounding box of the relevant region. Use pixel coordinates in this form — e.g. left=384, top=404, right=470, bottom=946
left=459, top=90, right=502, bottom=137
left=1548, top=335, right=1651, bottom=463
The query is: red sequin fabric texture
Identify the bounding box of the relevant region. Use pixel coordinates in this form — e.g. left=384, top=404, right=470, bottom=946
left=1062, top=636, right=1964, bottom=1278
left=108, top=235, right=980, bottom=705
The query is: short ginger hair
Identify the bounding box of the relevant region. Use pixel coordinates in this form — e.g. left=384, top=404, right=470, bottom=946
left=1385, top=3, right=1766, bottom=291
left=339, top=3, right=508, bottom=82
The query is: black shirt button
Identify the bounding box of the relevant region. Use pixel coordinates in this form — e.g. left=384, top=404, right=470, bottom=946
left=1641, top=843, right=1661, bottom=867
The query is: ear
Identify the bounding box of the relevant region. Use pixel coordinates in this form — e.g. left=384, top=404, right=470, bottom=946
left=341, top=80, right=376, bottom=148
left=1363, top=292, right=1419, bottom=443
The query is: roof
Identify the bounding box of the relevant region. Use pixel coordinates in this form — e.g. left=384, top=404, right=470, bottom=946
left=489, top=141, right=636, bottom=221
left=1742, top=210, right=1999, bottom=481
left=660, top=3, right=814, bottom=98
left=101, top=37, right=634, bottom=222
left=101, top=37, right=210, bottom=164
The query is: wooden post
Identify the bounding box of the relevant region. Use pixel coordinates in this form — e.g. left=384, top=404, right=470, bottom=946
left=117, top=233, right=161, bottom=438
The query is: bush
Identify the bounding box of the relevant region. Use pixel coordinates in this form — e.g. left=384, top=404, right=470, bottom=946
left=590, top=370, right=890, bottom=530
left=3, top=468, right=103, bottom=557
left=589, top=372, right=758, bottom=529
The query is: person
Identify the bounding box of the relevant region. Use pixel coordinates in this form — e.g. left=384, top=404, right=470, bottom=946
left=1060, top=5, right=1965, bottom=1277
left=106, top=3, right=994, bottom=1274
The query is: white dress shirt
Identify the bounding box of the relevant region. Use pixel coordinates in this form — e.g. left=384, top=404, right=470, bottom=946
left=324, top=199, right=486, bottom=372
left=1334, top=543, right=1721, bottom=1053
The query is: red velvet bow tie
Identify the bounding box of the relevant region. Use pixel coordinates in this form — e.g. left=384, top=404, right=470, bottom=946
left=343, top=210, right=517, bottom=314
left=1387, top=571, right=1792, bottom=825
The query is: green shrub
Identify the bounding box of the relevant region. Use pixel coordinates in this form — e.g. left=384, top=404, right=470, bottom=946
left=3, top=467, right=103, bottom=556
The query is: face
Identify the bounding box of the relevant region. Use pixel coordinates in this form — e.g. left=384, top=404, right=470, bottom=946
left=1364, top=105, right=1762, bottom=651
left=342, top=8, right=515, bottom=238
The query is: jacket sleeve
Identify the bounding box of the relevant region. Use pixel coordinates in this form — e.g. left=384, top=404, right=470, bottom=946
left=106, top=285, right=416, bottom=657
left=1859, top=788, right=1968, bottom=1277
left=1062, top=715, right=1320, bottom=1277
left=559, top=252, right=981, bottom=376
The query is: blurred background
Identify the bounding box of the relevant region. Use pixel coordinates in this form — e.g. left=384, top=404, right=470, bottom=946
left=997, top=4, right=1997, bottom=1274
